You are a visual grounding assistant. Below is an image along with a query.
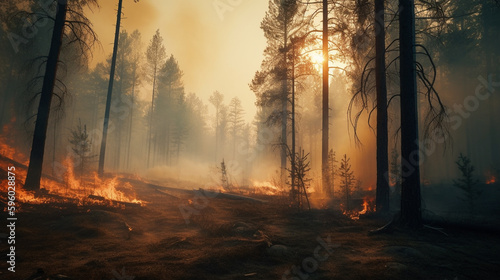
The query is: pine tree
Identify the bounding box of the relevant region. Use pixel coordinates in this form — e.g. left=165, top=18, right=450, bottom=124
left=228, top=97, right=245, bottom=160
left=125, top=29, right=143, bottom=170
left=69, top=120, right=94, bottom=177
left=220, top=159, right=230, bottom=190
left=339, top=154, right=356, bottom=211
left=171, top=94, right=189, bottom=163
left=399, top=0, right=422, bottom=229
left=209, top=91, right=225, bottom=160
left=145, top=29, right=166, bottom=168
left=26, top=0, right=98, bottom=190
left=251, top=0, right=307, bottom=182
left=453, top=153, right=481, bottom=216
left=325, top=149, right=337, bottom=196
left=287, top=148, right=311, bottom=210
left=375, top=0, right=390, bottom=213
left=156, top=54, right=184, bottom=164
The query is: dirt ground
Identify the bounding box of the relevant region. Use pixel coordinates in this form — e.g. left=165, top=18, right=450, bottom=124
left=1, top=172, right=500, bottom=280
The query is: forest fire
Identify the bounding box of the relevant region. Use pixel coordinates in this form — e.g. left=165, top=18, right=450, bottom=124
left=44, top=158, right=143, bottom=206
left=0, top=137, right=29, bottom=166
left=0, top=155, right=142, bottom=208
left=358, top=199, right=370, bottom=215
left=251, top=180, right=283, bottom=196
left=486, top=176, right=496, bottom=185
left=343, top=197, right=375, bottom=220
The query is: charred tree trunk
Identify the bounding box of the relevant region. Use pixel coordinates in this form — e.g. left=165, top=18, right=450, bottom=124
left=98, top=0, right=123, bottom=176
left=375, top=0, right=390, bottom=213
left=322, top=0, right=330, bottom=193
left=24, top=2, right=68, bottom=190
left=398, top=0, right=422, bottom=229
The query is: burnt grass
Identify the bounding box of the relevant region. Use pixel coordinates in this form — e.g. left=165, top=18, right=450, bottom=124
left=1, top=178, right=500, bottom=280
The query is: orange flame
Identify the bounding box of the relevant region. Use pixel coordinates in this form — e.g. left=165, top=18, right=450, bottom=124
left=251, top=180, right=282, bottom=196
left=0, top=136, right=29, bottom=166
left=358, top=199, right=369, bottom=215
left=53, top=157, right=143, bottom=204
left=1, top=156, right=142, bottom=207
left=486, top=176, right=496, bottom=185
left=342, top=197, right=375, bottom=220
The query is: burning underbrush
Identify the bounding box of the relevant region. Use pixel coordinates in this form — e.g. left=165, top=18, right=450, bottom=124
left=341, top=196, right=376, bottom=220
left=485, top=175, right=497, bottom=185
left=0, top=155, right=143, bottom=210
left=250, top=180, right=287, bottom=196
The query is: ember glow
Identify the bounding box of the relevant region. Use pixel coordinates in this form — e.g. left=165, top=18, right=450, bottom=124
left=343, top=197, right=375, bottom=220
left=486, top=176, right=496, bottom=185
left=0, top=135, right=29, bottom=166
left=51, top=158, right=143, bottom=205
left=358, top=200, right=369, bottom=215
left=0, top=154, right=142, bottom=207
left=251, top=180, right=283, bottom=196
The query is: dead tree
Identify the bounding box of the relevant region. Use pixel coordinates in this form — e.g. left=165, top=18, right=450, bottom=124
left=25, top=1, right=68, bottom=191
left=375, top=0, right=390, bottom=213
left=24, top=0, right=98, bottom=190
left=98, top=0, right=123, bottom=176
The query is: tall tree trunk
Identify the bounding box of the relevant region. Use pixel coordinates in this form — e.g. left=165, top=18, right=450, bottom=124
left=98, top=0, right=123, bottom=176
left=147, top=67, right=157, bottom=168
left=24, top=2, right=67, bottom=190
left=482, top=3, right=500, bottom=172
left=322, top=0, right=330, bottom=194
left=398, top=0, right=422, bottom=228
left=114, top=54, right=126, bottom=170
left=51, top=119, right=57, bottom=176
left=375, top=0, right=390, bottom=213
left=232, top=127, right=236, bottom=160
left=125, top=65, right=136, bottom=170
left=281, top=21, right=288, bottom=185
left=215, top=108, right=219, bottom=162
left=291, top=43, right=296, bottom=203
left=166, top=83, right=172, bottom=165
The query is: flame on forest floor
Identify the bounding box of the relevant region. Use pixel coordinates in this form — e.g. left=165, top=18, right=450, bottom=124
left=358, top=199, right=370, bottom=215
left=251, top=180, right=283, bottom=196
left=343, top=197, right=375, bottom=220
left=0, top=135, right=29, bottom=166
left=1, top=156, right=142, bottom=207
left=486, top=176, right=496, bottom=185
left=48, top=157, right=143, bottom=205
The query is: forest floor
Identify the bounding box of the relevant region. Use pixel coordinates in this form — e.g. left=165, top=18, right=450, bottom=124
left=1, top=165, right=500, bottom=279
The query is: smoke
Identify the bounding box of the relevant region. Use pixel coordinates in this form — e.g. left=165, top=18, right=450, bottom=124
left=143, top=158, right=213, bottom=188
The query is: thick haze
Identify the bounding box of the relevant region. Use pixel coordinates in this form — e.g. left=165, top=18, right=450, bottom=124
left=87, top=0, right=268, bottom=122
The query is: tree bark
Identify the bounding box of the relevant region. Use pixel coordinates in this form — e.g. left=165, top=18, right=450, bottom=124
left=291, top=43, right=296, bottom=203
left=24, top=1, right=68, bottom=190
left=147, top=65, right=157, bottom=168
left=398, top=0, right=422, bottom=229
left=281, top=20, right=288, bottom=185
left=98, top=0, right=123, bottom=176
left=322, top=0, right=330, bottom=194
left=375, top=0, right=390, bottom=213
left=125, top=64, right=136, bottom=170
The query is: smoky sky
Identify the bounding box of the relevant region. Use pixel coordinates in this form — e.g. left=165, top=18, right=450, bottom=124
left=87, top=0, right=268, bottom=122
